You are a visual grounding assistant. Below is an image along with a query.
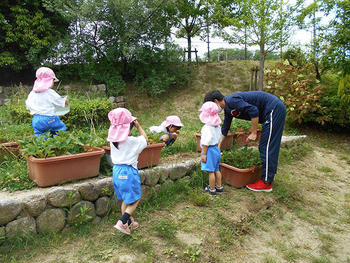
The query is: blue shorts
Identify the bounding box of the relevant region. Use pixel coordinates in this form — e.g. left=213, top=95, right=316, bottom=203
left=32, top=114, right=66, bottom=137
left=113, top=164, right=141, bottom=205
left=201, top=145, right=221, bottom=172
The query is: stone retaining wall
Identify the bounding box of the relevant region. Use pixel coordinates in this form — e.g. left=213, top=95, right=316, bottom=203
left=0, top=159, right=199, bottom=241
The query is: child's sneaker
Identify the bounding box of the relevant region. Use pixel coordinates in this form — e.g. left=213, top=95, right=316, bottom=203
left=246, top=180, right=272, bottom=192
left=114, top=220, right=131, bottom=235
left=130, top=217, right=139, bottom=229
left=215, top=185, right=224, bottom=194
left=203, top=185, right=216, bottom=195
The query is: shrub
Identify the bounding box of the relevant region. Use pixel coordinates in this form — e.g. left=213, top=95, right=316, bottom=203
left=221, top=146, right=262, bottom=169
left=265, top=61, right=329, bottom=125
left=6, top=98, right=113, bottom=129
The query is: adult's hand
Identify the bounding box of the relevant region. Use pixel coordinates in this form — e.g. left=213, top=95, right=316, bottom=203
left=247, top=131, right=257, bottom=142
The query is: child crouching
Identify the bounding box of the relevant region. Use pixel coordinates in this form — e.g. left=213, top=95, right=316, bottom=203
left=107, top=108, right=148, bottom=235
left=199, top=101, right=223, bottom=195
left=149, top=116, right=183, bottom=146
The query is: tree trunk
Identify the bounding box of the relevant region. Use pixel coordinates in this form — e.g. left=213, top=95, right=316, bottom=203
left=187, top=34, right=192, bottom=61
left=258, top=46, right=265, bottom=91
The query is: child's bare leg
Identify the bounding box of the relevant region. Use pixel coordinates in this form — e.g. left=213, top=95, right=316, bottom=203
left=208, top=172, right=215, bottom=190
left=121, top=201, right=127, bottom=214
left=125, top=199, right=141, bottom=215
left=215, top=171, right=222, bottom=187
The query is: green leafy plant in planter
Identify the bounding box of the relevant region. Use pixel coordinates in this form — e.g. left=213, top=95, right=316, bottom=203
left=18, top=131, right=103, bottom=158
left=231, top=119, right=262, bottom=133
left=18, top=131, right=105, bottom=187
left=231, top=119, right=252, bottom=133
left=220, top=146, right=263, bottom=188
left=221, top=146, right=262, bottom=169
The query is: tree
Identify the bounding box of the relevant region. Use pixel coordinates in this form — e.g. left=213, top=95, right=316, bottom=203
left=0, top=0, right=69, bottom=71
left=322, top=0, right=350, bottom=74
left=172, top=0, right=213, bottom=61
left=216, top=0, right=295, bottom=90
left=296, top=0, right=328, bottom=80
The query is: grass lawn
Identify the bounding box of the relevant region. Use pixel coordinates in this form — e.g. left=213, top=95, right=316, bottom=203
left=1, top=129, right=349, bottom=263
left=1, top=63, right=349, bottom=262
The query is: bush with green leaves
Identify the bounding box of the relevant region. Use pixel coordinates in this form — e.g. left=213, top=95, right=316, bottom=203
left=265, top=61, right=329, bottom=125
left=221, top=146, right=262, bottom=169
left=19, top=130, right=105, bottom=158
left=6, top=98, right=113, bottom=129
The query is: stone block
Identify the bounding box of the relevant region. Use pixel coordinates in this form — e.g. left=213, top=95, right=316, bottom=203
left=36, top=209, right=66, bottom=233
left=95, top=178, right=114, bottom=197
left=143, top=170, right=160, bottom=186
left=95, top=197, right=110, bottom=217
left=23, top=194, right=46, bottom=217
left=5, top=217, right=36, bottom=238
left=75, top=183, right=99, bottom=201
left=0, top=199, right=23, bottom=225
left=47, top=187, right=81, bottom=208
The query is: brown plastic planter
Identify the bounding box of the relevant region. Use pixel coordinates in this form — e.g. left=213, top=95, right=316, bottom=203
left=0, top=142, right=20, bottom=156
left=27, top=147, right=105, bottom=187
left=195, top=132, right=234, bottom=152
left=137, top=142, right=165, bottom=169
left=234, top=129, right=262, bottom=146
left=220, top=163, right=262, bottom=188
left=103, top=143, right=165, bottom=169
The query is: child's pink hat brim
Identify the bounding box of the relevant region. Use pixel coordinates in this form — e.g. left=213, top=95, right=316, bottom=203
left=199, top=101, right=221, bottom=126
left=107, top=108, right=136, bottom=142
left=33, top=67, right=59, bottom=93
left=161, top=116, right=184, bottom=128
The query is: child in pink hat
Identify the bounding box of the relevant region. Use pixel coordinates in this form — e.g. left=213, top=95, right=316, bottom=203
left=199, top=101, right=223, bottom=195
left=149, top=115, right=184, bottom=146
left=107, top=108, right=148, bottom=235
left=25, top=67, right=69, bottom=136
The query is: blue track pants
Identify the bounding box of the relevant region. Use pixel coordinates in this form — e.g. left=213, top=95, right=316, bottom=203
left=259, top=101, right=286, bottom=183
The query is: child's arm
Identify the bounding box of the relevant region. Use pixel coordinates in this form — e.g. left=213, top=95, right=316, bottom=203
left=134, top=120, right=148, bottom=141
left=201, top=145, right=208, bottom=163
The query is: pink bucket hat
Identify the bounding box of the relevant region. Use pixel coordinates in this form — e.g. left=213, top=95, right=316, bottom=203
left=107, top=108, right=136, bottom=142
left=33, top=67, right=59, bottom=93
left=199, top=101, right=221, bottom=126
left=160, top=116, right=184, bottom=128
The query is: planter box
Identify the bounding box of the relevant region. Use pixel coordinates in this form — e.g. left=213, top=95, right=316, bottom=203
left=27, top=147, right=105, bottom=187
left=104, top=142, right=166, bottom=169
left=234, top=129, right=262, bottom=146
left=220, top=163, right=262, bottom=188
left=0, top=142, right=20, bottom=156
left=195, top=132, right=234, bottom=152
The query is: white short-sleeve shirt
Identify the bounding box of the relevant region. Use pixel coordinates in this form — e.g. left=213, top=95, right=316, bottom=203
left=25, top=89, right=66, bottom=116
left=110, top=136, right=147, bottom=169
left=200, top=124, right=222, bottom=147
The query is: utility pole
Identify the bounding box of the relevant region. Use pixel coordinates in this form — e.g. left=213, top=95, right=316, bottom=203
left=207, top=23, right=210, bottom=62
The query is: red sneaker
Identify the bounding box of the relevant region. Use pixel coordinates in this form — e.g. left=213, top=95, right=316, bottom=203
left=246, top=180, right=272, bottom=192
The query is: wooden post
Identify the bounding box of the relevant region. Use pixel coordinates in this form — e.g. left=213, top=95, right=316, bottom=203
left=254, top=66, right=258, bottom=90
left=250, top=68, right=254, bottom=91
left=195, top=48, right=198, bottom=64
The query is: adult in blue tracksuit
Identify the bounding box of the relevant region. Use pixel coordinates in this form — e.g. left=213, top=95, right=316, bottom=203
left=204, top=90, right=286, bottom=192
